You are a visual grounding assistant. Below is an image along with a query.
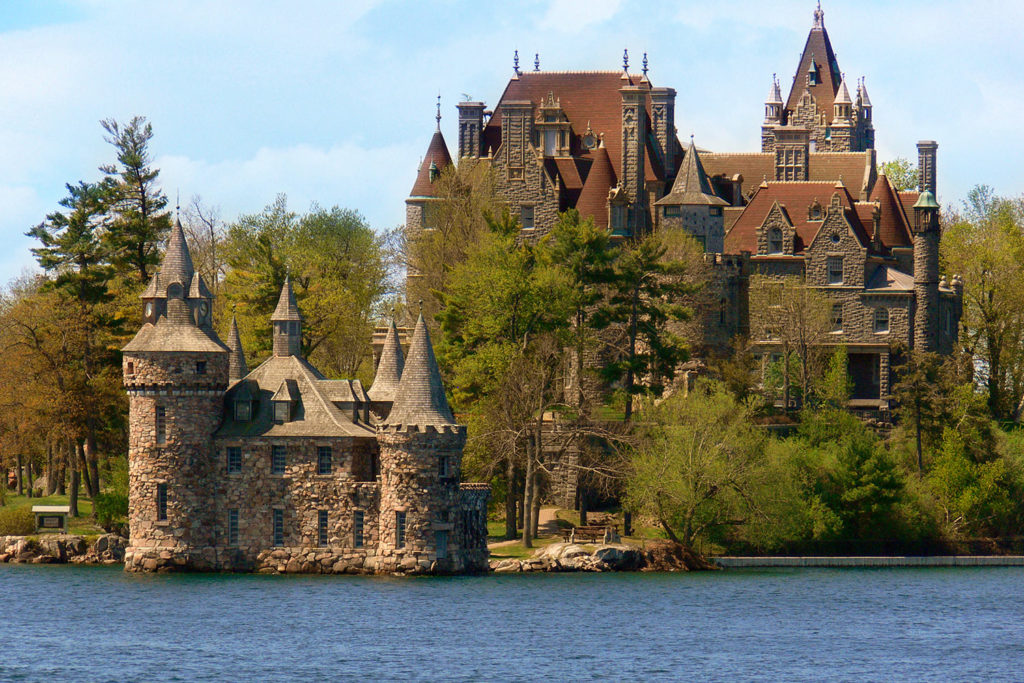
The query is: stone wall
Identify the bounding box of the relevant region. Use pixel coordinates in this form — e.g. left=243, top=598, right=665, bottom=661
left=659, top=207, right=724, bottom=254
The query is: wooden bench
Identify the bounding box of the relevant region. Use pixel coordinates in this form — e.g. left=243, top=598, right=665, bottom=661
left=560, top=525, right=618, bottom=544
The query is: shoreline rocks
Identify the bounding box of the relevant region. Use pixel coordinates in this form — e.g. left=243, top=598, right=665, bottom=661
left=488, top=541, right=713, bottom=573
left=0, top=533, right=127, bottom=566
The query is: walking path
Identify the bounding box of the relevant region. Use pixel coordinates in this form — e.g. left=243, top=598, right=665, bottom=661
left=488, top=507, right=560, bottom=548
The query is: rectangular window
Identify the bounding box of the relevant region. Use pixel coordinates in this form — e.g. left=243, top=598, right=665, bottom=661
left=611, top=205, right=626, bottom=232
left=227, top=447, right=242, bottom=474
left=228, top=509, right=239, bottom=546
left=709, top=206, right=723, bottom=217
left=827, top=256, right=844, bottom=285
left=520, top=205, right=535, bottom=230
left=156, top=483, right=167, bottom=521
left=195, top=361, right=206, bottom=375
left=126, top=361, right=135, bottom=376
left=832, top=304, right=843, bottom=332
left=274, top=401, right=290, bottom=422
left=353, top=510, right=365, bottom=548
left=874, top=307, right=890, bottom=334
left=317, top=446, right=333, bottom=475
left=438, top=455, right=449, bottom=478
left=273, top=509, right=284, bottom=546
left=271, top=445, right=286, bottom=474
left=318, top=510, right=328, bottom=547
left=395, top=511, right=406, bottom=548
left=155, top=405, right=166, bottom=445
left=436, top=530, right=448, bottom=559
left=235, top=400, right=251, bottom=422
left=663, top=206, right=680, bottom=218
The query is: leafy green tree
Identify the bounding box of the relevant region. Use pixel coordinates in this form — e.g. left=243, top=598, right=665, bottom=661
left=880, top=157, right=919, bottom=192
left=891, top=350, right=949, bottom=473
left=594, top=234, right=693, bottom=421
left=99, top=116, right=172, bottom=283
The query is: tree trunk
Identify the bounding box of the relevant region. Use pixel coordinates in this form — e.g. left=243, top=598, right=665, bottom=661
left=579, top=484, right=589, bottom=527
left=522, top=452, right=535, bottom=548
left=504, top=459, right=517, bottom=540
left=530, top=474, right=542, bottom=539
left=46, top=444, right=57, bottom=495
left=86, top=432, right=101, bottom=498
left=69, top=465, right=80, bottom=518
left=15, top=452, right=23, bottom=496
left=77, top=442, right=96, bottom=499
left=57, top=447, right=66, bottom=496
left=915, top=399, right=924, bottom=474
left=26, top=461, right=34, bottom=497
left=623, top=510, right=632, bottom=537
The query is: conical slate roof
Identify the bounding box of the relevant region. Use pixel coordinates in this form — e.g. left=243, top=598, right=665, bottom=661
left=858, top=78, right=872, bottom=107
left=835, top=76, right=852, bottom=105
left=656, top=138, right=727, bottom=206
left=767, top=77, right=783, bottom=104
left=271, top=276, right=302, bottom=321
left=368, top=320, right=405, bottom=402
left=384, top=314, right=455, bottom=427
left=227, top=315, right=248, bottom=383
left=409, top=129, right=453, bottom=198
left=575, top=141, right=616, bottom=229
left=162, top=218, right=194, bottom=287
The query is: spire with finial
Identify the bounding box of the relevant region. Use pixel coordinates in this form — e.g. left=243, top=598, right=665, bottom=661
left=813, top=1, right=824, bottom=29
left=226, top=311, right=248, bottom=383
left=622, top=48, right=629, bottom=73
left=513, top=49, right=521, bottom=76
left=435, top=93, right=441, bottom=130
left=271, top=275, right=303, bottom=357
left=384, top=313, right=456, bottom=427
left=162, top=214, right=195, bottom=288
left=642, top=52, right=649, bottom=77
left=534, top=53, right=540, bottom=71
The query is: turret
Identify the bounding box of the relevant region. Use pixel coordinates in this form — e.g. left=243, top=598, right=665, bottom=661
left=761, top=75, right=784, bottom=152
left=122, top=223, right=230, bottom=573
left=271, top=276, right=302, bottom=358
left=830, top=75, right=853, bottom=150
left=376, top=314, right=471, bottom=573
left=367, top=319, right=405, bottom=421
left=654, top=137, right=728, bottom=252
left=226, top=314, right=248, bottom=384
left=912, top=189, right=941, bottom=352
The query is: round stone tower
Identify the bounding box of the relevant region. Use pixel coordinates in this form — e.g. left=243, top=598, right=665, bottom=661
left=122, top=220, right=230, bottom=572
left=376, top=313, right=468, bottom=574
left=912, top=189, right=941, bottom=352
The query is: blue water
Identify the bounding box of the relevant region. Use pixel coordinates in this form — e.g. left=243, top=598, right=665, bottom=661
left=2, top=565, right=1023, bottom=681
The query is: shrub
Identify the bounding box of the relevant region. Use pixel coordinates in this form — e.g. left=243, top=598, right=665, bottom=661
left=0, top=507, right=35, bottom=535
left=94, top=492, right=129, bottom=532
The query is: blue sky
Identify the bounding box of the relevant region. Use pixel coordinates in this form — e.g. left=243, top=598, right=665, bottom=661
left=1, top=0, right=1020, bottom=283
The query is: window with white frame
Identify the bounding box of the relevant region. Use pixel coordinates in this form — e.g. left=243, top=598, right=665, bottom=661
left=874, top=307, right=889, bottom=334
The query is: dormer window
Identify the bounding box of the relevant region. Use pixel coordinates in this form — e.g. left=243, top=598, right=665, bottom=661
left=235, top=400, right=251, bottom=422
left=810, top=202, right=823, bottom=220
left=274, top=400, right=291, bottom=422
left=768, top=228, right=783, bottom=254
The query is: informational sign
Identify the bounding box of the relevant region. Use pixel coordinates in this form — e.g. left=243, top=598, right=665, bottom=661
left=41, top=516, right=62, bottom=529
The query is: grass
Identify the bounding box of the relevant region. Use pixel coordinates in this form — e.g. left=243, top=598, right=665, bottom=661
left=0, top=493, right=104, bottom=536
left=487, top=536, right=560, bottom=560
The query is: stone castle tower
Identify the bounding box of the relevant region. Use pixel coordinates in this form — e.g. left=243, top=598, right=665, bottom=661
left=912, top=186, right=941, bottom=352
left=122, top=219, right=230, bottom=571
left=376, top=313, right=482, bottom=573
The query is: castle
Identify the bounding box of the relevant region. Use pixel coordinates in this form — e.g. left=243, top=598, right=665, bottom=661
left=405, top=4, right=963, bottom=412
left=121, top=222, right=489, bottom=574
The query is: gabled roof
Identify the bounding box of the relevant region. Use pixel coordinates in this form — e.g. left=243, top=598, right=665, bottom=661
left=724, top=181, right=868, bottom=254
left=482, top=71, right=675, bottom=186
left=271, top=276, right=301, bottom=321
left=218, top=354, right=374, bottom=438
left=385, top=314, right=456, bottom=427
left=785, top=5, right=842, bottom=123
left=656, top=139, right=727, bottom=207
left=866, top=264, right=914, bottom=292
left=368, top=320, right=405, bottom=402
left=409, top=129, right=453, bottom=198
left=867, top=174, right=914, bottom=248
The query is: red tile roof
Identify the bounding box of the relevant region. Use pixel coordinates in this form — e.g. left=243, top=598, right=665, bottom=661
left=724, top=181, right=867, bottom=254
left=409, top=129, right=453, bottom=197
left=575, top=143, right=616, bottom=229
left=868, top=175, right=914, bottom=248
left=483, top=71, right=670, bottom=185
left=702, top=150, right=875, bottom=200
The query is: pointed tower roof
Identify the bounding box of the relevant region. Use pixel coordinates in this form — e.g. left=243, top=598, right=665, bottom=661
left=656, top=138, right=728, bottom=207
left=858, top=78, right=872, bottom=107
left=575, top=140, right=617, bottom=229
left=767, top=75, right=783, bottom=104
left=227, top=315, right=248, bottom=383
left=162, top=218, right=194, bottom=287
left=835, top=76, right=852, bottom=104
left=271, top=276, right=302, bottom=321
left=409, top=104, right=454, bottom=198
left=368, top=320, right=405, bottom=402
left=786, top=3, right=842, bottom=120
left=385, top=314, right=455, bottom=427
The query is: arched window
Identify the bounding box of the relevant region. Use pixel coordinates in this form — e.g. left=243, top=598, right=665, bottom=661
left=768, top=228, right=783, bottom=254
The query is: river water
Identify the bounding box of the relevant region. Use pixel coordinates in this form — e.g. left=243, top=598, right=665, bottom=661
left=2, top=564, right=1022, bottom=681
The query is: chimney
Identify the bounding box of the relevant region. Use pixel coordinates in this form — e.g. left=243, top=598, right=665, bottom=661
left=649, top=87, right=677, bottom=177
left=917, top=140, right=938, bottom=196
left=457, top=101, right=486, bottom=159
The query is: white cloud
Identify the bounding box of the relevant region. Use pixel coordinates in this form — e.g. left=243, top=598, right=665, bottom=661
left=537, top=0, right=622, bottom=33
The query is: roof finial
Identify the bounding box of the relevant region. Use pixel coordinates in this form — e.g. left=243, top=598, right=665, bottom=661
left=622, top=48, right=629, bottom=73
left=534, top=53, right=540, bottom=71
left=813, top=1, right=824, bottom=28
left=175, top=189, right=181, bottom=226
left=435, top=92, right=442, bottom=130
left=642, top=52, right=649, bottom=77
left=513, top=49, right=521, bottom=76
left=418, top=298, right=424, bottom=315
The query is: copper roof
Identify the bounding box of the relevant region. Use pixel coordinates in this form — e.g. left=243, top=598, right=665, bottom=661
left=724, top=181, right=868, bottom=254
left=385, top=313, right=456, bottom=427
left=409, top=129, right=453, bottom=197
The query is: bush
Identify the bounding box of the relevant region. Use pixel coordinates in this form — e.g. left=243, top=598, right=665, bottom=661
left=0, top=507, right=35, bottom=535
left=94, top=492, right=128, bottom=533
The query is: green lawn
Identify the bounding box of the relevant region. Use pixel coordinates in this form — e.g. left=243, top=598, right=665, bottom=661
left=1, top=493, right=104, bottom=536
